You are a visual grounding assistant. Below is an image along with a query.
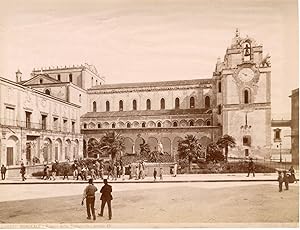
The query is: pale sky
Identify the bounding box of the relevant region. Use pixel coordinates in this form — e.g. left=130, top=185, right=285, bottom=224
left=0, top=0, right=298, bottom=119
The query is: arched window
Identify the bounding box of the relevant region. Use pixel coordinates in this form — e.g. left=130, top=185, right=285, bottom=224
left=218, top=104, right=222, bottom=114
left=157, top=122, right=162, bottom=127
left=83, top=123, right=87, bottom=129
left=205, top=96, right=210, bottom=108
left=190, top=97, right=195, bottom=108
left=112, top=123, right=115, bottom=128
left=160, top=98, right=165, bottom=110
left=206, top=120, right=211, bottom=126
left=96, top=80, right=98, bottom=85
left=189, top=121, right=194, bottom=126
left=175, top=98, right=180, bottom=109
left=91, top=77, right=93, bottom=86
left=133, top=100, right=137, bottom=110
left=57, top=74, right=61, bottom=81
left=127, top=123, right=131, bottom=128
left=40, top=79, right=43, bottom=84
left=92, top=101, right=97, bottom=112
left=98, top=123, right=101, bottom=129
left=142, top=122, right=146, bottom=127
left=69, top=73, right=72, bottom=82
left=119, top=100, right=123, bottom=111
left=173, top=121, right=178, bottom=127
left=79, top=94, right=81, bottom=103
left=218, top=82, right=222, bottom=93
left=146, top=99, right=151, bottom=110
left=106, top=101, right=110, bottom=112
left=45, top=89, right=50, bottom=95
left=244, top=89, right=250, bottom=104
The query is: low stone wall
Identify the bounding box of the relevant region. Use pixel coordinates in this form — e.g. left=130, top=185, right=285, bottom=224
left=6, top=164, right=46, bottom=178
left=129, top=162, right=176, bottom=177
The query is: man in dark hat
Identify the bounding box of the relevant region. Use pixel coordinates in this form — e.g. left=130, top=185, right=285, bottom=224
left=82, top=178, right=98, bottom=220
left=98, top=179, right=113, bottom=220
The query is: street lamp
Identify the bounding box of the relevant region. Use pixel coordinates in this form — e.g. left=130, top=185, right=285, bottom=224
left=279, top=142, right=282, bottom=163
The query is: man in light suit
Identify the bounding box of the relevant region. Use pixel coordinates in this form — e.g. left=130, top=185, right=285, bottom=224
left=98, top=179, right=113, bottom=220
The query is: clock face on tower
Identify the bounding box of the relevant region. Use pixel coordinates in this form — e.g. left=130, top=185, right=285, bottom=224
left=238, top=68, right=255, bottom=82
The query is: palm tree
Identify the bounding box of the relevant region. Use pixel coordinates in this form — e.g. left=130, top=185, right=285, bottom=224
left=216, top=134, right=236, bottom=162
left=99, top=131, right=125, bottom=163
left=177, top=135, right=205, bottom=172
left=87, top=138, right=106, bottom=158
left=206, top=142, right=224, bottom=162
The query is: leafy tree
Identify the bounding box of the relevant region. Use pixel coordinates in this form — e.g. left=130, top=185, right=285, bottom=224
left=87, top=138, right=104, bottom=158
left=99, top=131, right=125, bottom=163
left=216, top=134, right=236, bottom=162
left=206, top=143, right=224, bottom=162
left=177, top=135, right=205, bottom=172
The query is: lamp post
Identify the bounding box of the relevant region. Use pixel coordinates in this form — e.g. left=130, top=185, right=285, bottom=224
left=279, top=142, right=282, bottom=163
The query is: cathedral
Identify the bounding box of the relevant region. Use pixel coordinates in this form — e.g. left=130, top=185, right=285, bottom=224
left=0, top=30, right=271, bottom=167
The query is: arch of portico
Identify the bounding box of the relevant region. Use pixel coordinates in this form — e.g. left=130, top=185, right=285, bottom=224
left=65, top=139, right=71, bottom=160
left=134, top=137, right=145, bottom=154
left=55, top=138, right=62, bottom=161
left=6, top=135, right=20, bottom=166
left=161, top=137, right=171, bottom=154
left=43, top=137, right=52, bottom=163
left=148, top=137, right=158, bottom=152
left=124, top=137, right=134, bottom=155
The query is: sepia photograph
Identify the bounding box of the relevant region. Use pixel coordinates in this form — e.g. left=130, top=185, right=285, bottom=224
left=0, top=0, right=298, bottom=228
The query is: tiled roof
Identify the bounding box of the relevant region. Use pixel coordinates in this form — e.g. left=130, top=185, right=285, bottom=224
left=89, top=79, right=212, bottom=91
left=81, top=108, right=212, bottom=118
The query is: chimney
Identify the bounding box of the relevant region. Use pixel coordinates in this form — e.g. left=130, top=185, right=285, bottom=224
left=16, top=69, right=22, bottom=82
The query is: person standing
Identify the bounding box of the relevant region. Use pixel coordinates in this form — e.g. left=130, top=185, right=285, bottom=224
left=289, top=165, right=297, bottom=183
left=1, top=165, right=7, bottom=180
left=153, top=168, right=157, bottom=181
left=121, top=164, right=125, bottom=181
left=63, top=163, right=69, bottom=180
left=283, top=171, right=289, bottom=190
left=278, top=171, right=284, bottom=192
left=128, top=164, right=132, bottom=180
left=246, top=158, right=255, bottom=177
left=82, top=178, right=98, bottom=220
left=20, top=163, right=26, bottom=181
left=159, top=167, right=163, bottom=180
left=98, top=179, right=113, bottom=220
left=50, top=161, right=58, bottom=181
left=174, top=163, right=178, bottom=177
left=135, top=165, right=139, bottom=180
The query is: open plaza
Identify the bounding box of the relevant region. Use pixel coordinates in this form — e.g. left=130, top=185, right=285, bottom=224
left=0, top=175, right=298, bottom=228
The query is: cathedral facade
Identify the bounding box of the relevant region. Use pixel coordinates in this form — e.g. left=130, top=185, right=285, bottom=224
left=0, top=31, right=271, bottom=167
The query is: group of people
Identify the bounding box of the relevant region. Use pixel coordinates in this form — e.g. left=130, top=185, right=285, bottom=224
left=277, top=166, right=297, bottom=192
left=82, top=178, right=113, bottom=221
left=42, top=161, right=59, bottom=180
left=127, top=161, right=146, bottom=180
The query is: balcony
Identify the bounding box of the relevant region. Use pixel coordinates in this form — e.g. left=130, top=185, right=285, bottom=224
left=0, top=118, right=72, bottom=134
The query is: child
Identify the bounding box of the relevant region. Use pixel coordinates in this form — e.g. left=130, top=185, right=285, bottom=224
left=153, top=168, right=157, bottom=181
left=278, top=171, right=283, bottom=192
left=283, top=171, right=289, bottom=190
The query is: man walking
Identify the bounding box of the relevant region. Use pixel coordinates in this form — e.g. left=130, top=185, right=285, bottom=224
left=82, top=178, right=97, bottom=220
left=1, top=165, right=7, bottom=180
left=98, top=179, right=113, bottom=220
left=247, top=158, right=255, bottom=177
left=20, top=163, right=26, bottom=181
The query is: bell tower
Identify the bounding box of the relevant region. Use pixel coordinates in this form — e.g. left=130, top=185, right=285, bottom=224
left=213, top=29, right=271, bottom=159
